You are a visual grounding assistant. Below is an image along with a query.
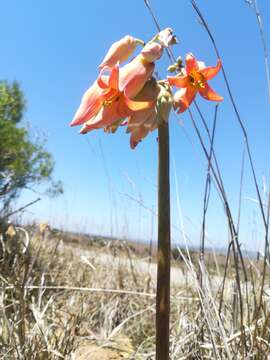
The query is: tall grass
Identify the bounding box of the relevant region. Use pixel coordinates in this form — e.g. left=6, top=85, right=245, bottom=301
left=0, top=225, right=269, bottom=358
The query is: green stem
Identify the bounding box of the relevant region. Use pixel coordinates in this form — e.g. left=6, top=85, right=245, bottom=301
left=156, top=121, right=171, bottom=360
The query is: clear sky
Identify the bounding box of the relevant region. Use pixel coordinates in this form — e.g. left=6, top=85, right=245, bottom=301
left=1, top=0, right=270, bottom=251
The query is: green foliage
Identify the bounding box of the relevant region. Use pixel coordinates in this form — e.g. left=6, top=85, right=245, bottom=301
left=0, top=81, right=62, bottom=215
left=0, top=81, right=24, bottom=124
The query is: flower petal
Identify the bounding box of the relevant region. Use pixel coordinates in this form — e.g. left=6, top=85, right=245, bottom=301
left=185, top=53, right=199, bottom=74
left=130, top=126, right=149, bottom=149
left=80, top=102, right=120, bottom=134
left=102, top=87, right=118, bottom=101
left=200, top=59, right=222, bottom=81
left=124, top=94, right=154, bottom=111
left=144, top=110, right=158, bottom=131
left=129, top=110, right=157, bottom=149
left=117, top=97, right=132, bottom=118
left=167, top=75, right=188, bottom=88
left=174, top=86, right=197, bottom=113
left=104, top=118, right=125, bottom=133
left=108, top=64, right=119, bottom=90
left=127, top=107, right=155, bottom=132
left=97, top=67, right=110, bottom=89
left=97, top=76, right=108, bottom=90
left=119, top=56, right=155, bottom=98
left=198, top=83, right=223, bottom=102
left=140, top=42, right=163, bottom=63
left=70, top=81, right=103, bottom=126
left=99, top=35, right=142, bottom=69
left=126, top=78, right=158, bottom=132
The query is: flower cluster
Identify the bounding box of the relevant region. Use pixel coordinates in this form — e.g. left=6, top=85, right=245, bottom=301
left=71, top=30, right=223, bottom=148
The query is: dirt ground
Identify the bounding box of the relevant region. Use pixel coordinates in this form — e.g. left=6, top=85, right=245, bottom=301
left=73, top=336, right=134, bottom=359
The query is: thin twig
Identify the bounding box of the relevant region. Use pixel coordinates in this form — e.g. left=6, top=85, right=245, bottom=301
left=191, top=0, right=267, bottom=230
left=143, top=0, right=176, bottom=63
left=249, top=0, right=270, bottom=102
left=199, top=105, right=218, bottom=342
left=237, top=145, right=246, bottom=234
left=188, top=109, right=246, bottom=353
left=3, top=285, right=155, bottom=297
left=3, top=198, right=41, bottom=219
left=200, top=105, right=218, bottom=280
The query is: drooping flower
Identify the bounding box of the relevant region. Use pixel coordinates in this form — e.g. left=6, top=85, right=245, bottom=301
left=127, top=80, right=173, bottom=149
left=98, top=35, right=145, bottom=69
left=70, top=42, right=163, bottom=134
left=79, top=63, right=155, bottom=134
left=127, top=78, right=159, bottom=149
left=168, top=53, right=223, bottom=113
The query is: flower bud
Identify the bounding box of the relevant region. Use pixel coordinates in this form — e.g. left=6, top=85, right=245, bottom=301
left=176, top=56, right=182, bottom=66
left=167, top=64, right=178, bottom=73
left=156, top=81, right=173, bottom=124
left=99, top=35, right=144, bottom=69
left=157, top=28, right=178, bottom=47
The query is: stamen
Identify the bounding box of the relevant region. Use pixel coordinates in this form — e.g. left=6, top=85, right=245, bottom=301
left=188, top=71, right=206, bottom=89
left=103, top=94, right=120, bottom=107
left=189, top=74, right=196, bottom=86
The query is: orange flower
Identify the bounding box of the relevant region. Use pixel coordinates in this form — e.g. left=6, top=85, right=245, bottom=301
left=99, top=35, right=144, bottom=69
left=168, top=53, right=223, bottom=113
left=70, top=42, right=163, bottom=134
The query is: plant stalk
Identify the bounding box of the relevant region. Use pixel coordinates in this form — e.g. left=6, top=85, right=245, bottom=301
left=156, top=121, right=171, bottom=360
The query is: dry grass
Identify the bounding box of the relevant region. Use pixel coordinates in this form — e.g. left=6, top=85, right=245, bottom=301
left=0, top=225, right=269, bottom=359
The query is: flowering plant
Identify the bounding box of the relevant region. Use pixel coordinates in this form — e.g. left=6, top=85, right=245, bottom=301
left=70, top=28, right=223, bottom=360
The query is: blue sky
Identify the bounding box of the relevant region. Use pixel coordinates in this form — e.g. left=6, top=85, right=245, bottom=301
left=1, top=1, right=270, bottom=251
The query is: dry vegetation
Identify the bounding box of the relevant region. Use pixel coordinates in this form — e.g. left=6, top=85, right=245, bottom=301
left=0, top=225, right=269, bottom=359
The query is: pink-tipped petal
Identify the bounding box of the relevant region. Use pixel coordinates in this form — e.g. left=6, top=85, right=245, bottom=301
left=130, top=126, right=149, bottom=149
left=200, top=59, right=222, bottom=80
left=80, top=102, right=121, bottom=134
left=70, top=82, right=103, bottom=126
left=99, top=35, right=141, bottom=69
left=198, top=83, right=223, bottom=102
left=185, top=53, right=199, bottom=74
